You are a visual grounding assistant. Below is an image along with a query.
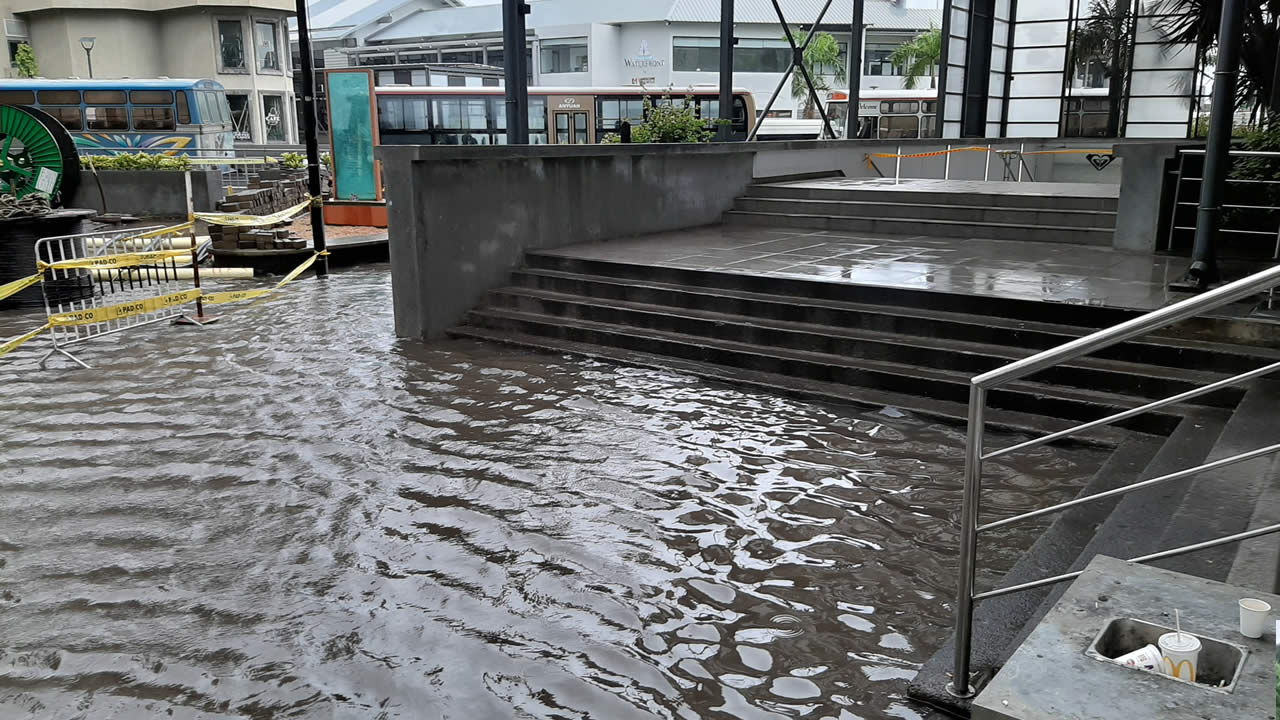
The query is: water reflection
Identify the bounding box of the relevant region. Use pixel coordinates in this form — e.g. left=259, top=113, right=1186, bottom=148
left=0, top=266, right=1103, bottom=719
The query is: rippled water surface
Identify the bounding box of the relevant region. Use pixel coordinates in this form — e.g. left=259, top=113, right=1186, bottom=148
left=0, top=266, right=1105, bottom=719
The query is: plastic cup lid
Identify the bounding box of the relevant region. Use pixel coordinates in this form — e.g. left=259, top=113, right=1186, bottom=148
left=1158, top=631, right=1201, bottom=653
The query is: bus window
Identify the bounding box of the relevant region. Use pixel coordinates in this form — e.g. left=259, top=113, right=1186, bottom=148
left=130, top=90, right=174, bottom=105
left=46, top=107, right=83, bottom=131
left=922, top=100, right=938, bottom=114
left=195, top=92, right=213, bottom=124
left=176, top=92, right=192, bottom=124
left=574, top=111, right=588, bottom=144
left=84, top=90, right=127, bottom=105
left=37, top=90, right=81, bottom=105
left=86, top=106, right=129, bottom=131
left=133, top=106, right=176, bottom=131
left=879, top=115, right=919, bottom=138
left=922, top=115, right=938, bottom=137
left=429, top=96, right=490, bottom=144
left=880, top=101, right=919, bottom=114
left=0, top=90, right=35, bottom=104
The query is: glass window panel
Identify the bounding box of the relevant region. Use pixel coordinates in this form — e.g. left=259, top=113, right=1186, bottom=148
left=0, top=90, right=35, bottom=104
left=255, top=20, right=281, bottom=71
left=529, top=97, right=547, bottom=130
left=130, top=90, right=174, bottom=105
left=133, top=107, right=175, bottom=131
left=86, top=106, right=129, bottom=131
left=176, top=91, right=191, bottom=124
left=262, top=94, right=286, bottom=142
left=540, top=38, right=588, bottom=74
left=227, top=93, right=251, bottom=141
left=218, top=20, right=245, bottom=70
left=674, top=37, right=720, bottom=72
left=878, top=115, right=919, bottom=138
left=574, top=112, right=587, bottom=144
left=46, top=106, right=82, bottom=131
left=84, top=90, right=127, bottom=104
left=37, top=90, right=80, bottom=105
left=555, top=113, right=569, bottom=143
left=378, top=97, right=404, bottom=130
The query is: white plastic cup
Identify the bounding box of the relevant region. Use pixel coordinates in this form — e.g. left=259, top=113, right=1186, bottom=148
left=1238, top=598, right=1271, bottom=639
left=1158, top=632, right=1201, bottom=682
left=1114, top=644, right=1162, bottom=671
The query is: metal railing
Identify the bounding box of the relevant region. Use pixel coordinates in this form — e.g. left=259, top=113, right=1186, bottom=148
left=1164, top=149, right=1280, bottom=257
left=949, top=263, right=1280, bottom=698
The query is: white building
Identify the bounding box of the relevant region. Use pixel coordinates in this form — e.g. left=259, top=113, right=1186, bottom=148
left=309, top=0, right=943, bottom=120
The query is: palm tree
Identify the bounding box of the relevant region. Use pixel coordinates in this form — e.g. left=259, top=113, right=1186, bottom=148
left=1070, top=0, right=1135, bottom=136
left=888, top=28, right=942, bottom=90
left=788, top=30, right=848, bottom=119
left=1154, top=0, right=1280, bottom=121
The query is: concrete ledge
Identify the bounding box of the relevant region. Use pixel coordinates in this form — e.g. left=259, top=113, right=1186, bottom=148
left=974, top=555, right=1278, bottom=720
left=72, top=169, right=222, bottom=216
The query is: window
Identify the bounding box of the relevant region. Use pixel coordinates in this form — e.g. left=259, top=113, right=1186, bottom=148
left=764, top=109, right=793, bottom=118
left=227, top=94, right=251, bottom=140
left=176, top=92, right=191, bottom=124
left=133, top=107, right=175, bottom=131
left=486, top=48, right=503, bottom=67
left=7, top=40, right=20, bottom=68
left=37, top=90, right=81, bottom=105
left=734, top=38, right=791, bottom=73
left=255, top=20, right=281, bottom=71
left=46, top=107, right=82, bottom=131
left=879, top=114, right=919, bottom=138
left=441, top=50, right=480, bottom=64
left=218, top=19, right=246, bottom=71
left=880, top=101, right=919, bottom=114
left=865, top=33, right=916, bottom=76
left=674, top=37, right=719, bottom=72
left=84, top=90, right=126, bottom=104
left=596, top=97, right=645, bottom=132
left=130, top=90, right=174, bottom=105
left=922, top=100, right=938, bottom=114
left=0, top=90, right=36, bottom=104
left=540, top=38, right=587, bottom=74
left=492, top=96, right=547, bottom=144
left=377, top=96, right=429, bottom=132
left=85, top=106, right=129, bottom=131
left=816, top=42, right=848, bottom=76
left=357, top=54, right=394, bottom=66
left=922, top=115, right=937, bottom=137
left=262, top=94, right=286, bottom=142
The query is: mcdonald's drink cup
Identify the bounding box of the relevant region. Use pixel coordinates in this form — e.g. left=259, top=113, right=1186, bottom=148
left=1158, top=632, right=1201, bottom=682
left=1114, top=644, right=1162, bottom=671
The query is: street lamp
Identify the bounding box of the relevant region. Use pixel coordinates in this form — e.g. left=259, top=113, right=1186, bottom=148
left=79, top=37, right=95, bottom=78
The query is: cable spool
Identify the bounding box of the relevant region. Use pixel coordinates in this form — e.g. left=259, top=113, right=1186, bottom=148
left=0, top=104, right=81, bottom=208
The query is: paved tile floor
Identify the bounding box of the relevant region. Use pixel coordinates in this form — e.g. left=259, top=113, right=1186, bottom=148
left=542, top=224, right=1271, bottom=312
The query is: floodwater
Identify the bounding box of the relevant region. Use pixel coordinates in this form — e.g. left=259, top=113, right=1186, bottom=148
left=0, top=266, right=1105, bottom=720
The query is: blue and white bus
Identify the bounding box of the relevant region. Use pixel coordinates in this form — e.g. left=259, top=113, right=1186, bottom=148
left=0, top=78, right=234, bottom=156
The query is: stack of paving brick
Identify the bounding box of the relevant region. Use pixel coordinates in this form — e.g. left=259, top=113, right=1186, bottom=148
left=208, top=174, right=310, bottom=251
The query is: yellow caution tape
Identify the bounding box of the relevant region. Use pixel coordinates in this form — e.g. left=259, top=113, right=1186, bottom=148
left=0, top=273, right=44, bottom=302
left=0, top=323, right=49, bottom=358
left=48, top=289, right=202, bottom=327
left=203, top=250, right=329, bottom=306
left=39, top=248, right=194, bottom=271
left=193, top=198, right=312, bottom=228
left=202, top=288, right=272, bottom=305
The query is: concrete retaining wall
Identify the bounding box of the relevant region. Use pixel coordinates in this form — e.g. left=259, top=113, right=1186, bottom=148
left=377, top=143, right=756, bottom=339
left=71, top=169, right=222, bottom=217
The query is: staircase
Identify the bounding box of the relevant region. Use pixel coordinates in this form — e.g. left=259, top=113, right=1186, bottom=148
left=451, top=250, right=1278, bottom=439
left=725, top=180, right=1118, bottom=245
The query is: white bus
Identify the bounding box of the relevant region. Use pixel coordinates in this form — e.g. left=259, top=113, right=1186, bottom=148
left=821, top=89, right=940, bottom=139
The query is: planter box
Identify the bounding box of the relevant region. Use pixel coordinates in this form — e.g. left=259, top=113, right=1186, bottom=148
left=71, top=169, right=223, bottom=218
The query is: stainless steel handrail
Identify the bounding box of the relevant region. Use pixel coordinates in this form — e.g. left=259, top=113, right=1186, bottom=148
left=947, top=261, right=1280, bottom=699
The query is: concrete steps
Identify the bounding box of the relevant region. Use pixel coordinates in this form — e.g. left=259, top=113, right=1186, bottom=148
left=726, top=182, right=1118, bottom=245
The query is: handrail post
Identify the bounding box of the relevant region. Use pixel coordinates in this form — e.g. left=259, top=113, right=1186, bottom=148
left=949, top=383, right=985, bottom=699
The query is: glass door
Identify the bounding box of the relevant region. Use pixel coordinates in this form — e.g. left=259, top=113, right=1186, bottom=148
left=552, top=109, right=592, bottom=144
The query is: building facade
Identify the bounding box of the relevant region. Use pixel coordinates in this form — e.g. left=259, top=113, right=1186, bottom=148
left=307, top=0, right=943, bottom=120
left=3, top=0, right=299, bottom=144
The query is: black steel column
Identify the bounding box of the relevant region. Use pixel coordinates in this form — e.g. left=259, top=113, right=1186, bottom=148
left=1185, top=0, right=1247, bottom=287
left=717, top=0, right=735, bottom=141
left=503, top=0, right=530, bottom=144
left=295, top=0, right=327, bottom=277
left=845, top=0, right=864, bottom=139
left=1105, top=0, right=1131, bottom=137
left=961, top=0, right=994, bottom=137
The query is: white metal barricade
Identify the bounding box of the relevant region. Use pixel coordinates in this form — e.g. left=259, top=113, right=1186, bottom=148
left=36, top=224, right=207, bottom=368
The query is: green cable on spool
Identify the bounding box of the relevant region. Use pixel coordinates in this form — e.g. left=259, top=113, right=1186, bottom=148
left=0, top=104, right=79, bottom=204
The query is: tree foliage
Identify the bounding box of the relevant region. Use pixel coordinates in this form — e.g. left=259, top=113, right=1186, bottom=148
left=889, top=27, right=942, bottom=91
left=1154, top=0, right=1280, bottom=119
left=788, top=30, right=848, bottom=118
left=1071, top=1, right=1135, bottom=82
left=14, top=43, right=37, bottom=79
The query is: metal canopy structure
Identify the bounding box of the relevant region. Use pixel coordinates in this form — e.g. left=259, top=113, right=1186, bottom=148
left=939, top=0, right=1203, bottom=140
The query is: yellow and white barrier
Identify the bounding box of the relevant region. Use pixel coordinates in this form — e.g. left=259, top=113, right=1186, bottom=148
left=193, top=197, right=313, bottom=228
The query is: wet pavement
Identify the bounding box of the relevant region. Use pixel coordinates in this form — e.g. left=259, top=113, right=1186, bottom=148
left=0, top=266, right=1106, bottom=719
left=543, top=225, right=1270, bottom=312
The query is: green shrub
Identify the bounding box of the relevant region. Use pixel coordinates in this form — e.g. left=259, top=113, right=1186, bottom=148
left=81, top=153, right=193, bottom=171
left=601, top=93, right=719, bottom=144
left=280, top=152, right=306, bottom=169
left=14, top=43, right=37, bottom=79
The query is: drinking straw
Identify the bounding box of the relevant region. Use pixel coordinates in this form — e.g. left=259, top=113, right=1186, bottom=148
left=1175, top=609, right=1182, bottom=643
